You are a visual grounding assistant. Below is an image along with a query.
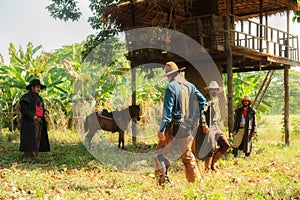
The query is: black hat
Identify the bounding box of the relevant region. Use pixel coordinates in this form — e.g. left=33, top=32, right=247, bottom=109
left=26, top=79, right=46, bottom=90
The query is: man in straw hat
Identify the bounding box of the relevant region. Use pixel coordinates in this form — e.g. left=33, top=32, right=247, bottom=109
left=195, top=80, right=230, bottom=172
left=19, top=79, right=50, bottom=160
left=154, top=61, right=206, bottom=186
left=232, top=96, right=257, bottom=158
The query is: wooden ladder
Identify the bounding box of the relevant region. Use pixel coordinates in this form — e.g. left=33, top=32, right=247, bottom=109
left=252, top=70, right=275, bottom=110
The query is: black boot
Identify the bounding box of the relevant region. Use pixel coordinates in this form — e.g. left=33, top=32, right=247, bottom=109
left=232, top=148, right=238, bottom=158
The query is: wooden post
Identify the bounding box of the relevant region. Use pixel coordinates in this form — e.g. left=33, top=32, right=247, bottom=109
left=0, top=100, right=2, bottom=139
left=284, top=65, right=290, bottom=145
left=259, top=0, right=263, bottom=52
left=225, top=0, right=234, bottom=134
left=131, top=66, right=137, bottom=145
left=11, top=105, right=14, bottom=131
left=295, top=35, right=300, bottom=61
left=286, top=10, right=290, bottom=58
left=284, top=10, right=290, bottom=146
left=130, top=2, right=137, bottom=145
left=130, top=2, right=135, bottom=27
left=265, top=13, right=269, bottom=54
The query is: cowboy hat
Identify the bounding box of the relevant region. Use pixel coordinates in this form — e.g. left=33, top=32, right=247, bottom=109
left=240, top=96, right=253, bottom=105
left=26, top=79, right=46, bottom=90
left=163, top=61, right=186, bottom=77
left=204, top=81, right=223, bottom=92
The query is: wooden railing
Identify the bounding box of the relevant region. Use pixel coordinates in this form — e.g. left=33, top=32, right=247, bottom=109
left=175, top=14, right=299, bottom=62
left=231, top=15, right=299, bottom=61
left=124, top=14, right=299, bottom=62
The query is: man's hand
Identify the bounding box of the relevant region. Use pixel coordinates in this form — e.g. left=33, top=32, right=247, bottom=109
left=202, top=125, right=209, bottom=134
left=157, top=131, right=165, bottom=141
left=251, top=132, right=256, bottom=137
left=232, top=131, right=237, bottom=135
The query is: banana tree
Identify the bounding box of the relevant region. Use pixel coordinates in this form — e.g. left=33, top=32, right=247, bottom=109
left=0, top=42, right=77, bottom=130
left=223, top=71, right=271, bottom=114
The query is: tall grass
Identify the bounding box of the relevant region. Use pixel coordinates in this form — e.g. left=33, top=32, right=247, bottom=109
left=0, top=115, right=299, bottom=199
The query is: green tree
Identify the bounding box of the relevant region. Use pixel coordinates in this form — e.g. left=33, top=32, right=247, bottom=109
left=46, top=0, right=82, bottom=22
left=222, top=72, right=269, bottom=113
left=46, top=0, right=123, bottom=59
left=289, top=70, right=300, bottom=114
left=0, top=42, right=81, bottom=130
left=292, top=0, right=300, bottom=23
left=264, top=69, right=300, bottom=114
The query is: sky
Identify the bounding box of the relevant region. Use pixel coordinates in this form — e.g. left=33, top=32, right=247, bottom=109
left=0, top=0, right=93, bottom=64
left=0, top=1, right=299, bottom=65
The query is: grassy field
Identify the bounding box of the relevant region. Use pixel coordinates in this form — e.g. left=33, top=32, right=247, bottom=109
left=0, top=115, right=299, bottom=199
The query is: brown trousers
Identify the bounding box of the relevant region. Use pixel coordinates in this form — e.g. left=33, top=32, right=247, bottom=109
left=207, top=125, right=230, bottom=157
left=154, top=124, right=202, bottom=182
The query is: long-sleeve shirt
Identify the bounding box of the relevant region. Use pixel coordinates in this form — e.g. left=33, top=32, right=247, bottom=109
left=159, top=80, right=206, bottom=132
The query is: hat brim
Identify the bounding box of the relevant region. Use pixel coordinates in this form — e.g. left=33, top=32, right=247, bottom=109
left=163, top=67, right=186, bottom=77
left=204, top=87, right=223, bottom=93
left=26, top=84, right=46, bottom=90
left=241, top=99, right=253, bottom=105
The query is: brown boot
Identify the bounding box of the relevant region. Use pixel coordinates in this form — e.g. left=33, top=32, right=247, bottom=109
left=211, top=151, right=225, bottom=171
left=154, top=169, right=165, bottom=186
left=205, top=157, right=212, bottom=172
left=197, top=161, right=205, bottom=180
left=155, top=167, right=173, bottom=187
left=185, top=162, right=204, bottom=183
left=155, top=172, right=173, bottom=187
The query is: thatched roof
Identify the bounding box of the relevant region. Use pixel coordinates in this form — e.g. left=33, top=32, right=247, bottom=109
left=103, top=0, right=298, bottom=30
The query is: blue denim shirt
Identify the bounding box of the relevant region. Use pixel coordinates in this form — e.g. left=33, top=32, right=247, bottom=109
left=159, top=80, right=206, bottom=132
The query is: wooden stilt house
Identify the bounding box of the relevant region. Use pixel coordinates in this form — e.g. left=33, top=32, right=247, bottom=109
left=102, top=0, right=300, bottom=144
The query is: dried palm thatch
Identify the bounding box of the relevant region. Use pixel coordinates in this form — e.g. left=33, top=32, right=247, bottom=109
left=103, top=0, right=298, bottom=30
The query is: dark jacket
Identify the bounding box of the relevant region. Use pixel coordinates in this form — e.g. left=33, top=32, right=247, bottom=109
left=19, top=91, right=50, bottom=152
left=233, top=106, right=256, bottom=154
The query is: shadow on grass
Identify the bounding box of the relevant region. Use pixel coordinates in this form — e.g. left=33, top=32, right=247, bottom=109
left=0, top=131, right=95, bottom=170
left=0, top=130, right=159, bottom=172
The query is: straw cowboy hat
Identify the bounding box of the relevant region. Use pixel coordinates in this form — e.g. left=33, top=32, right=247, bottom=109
left=240, top=96, right=253, bottom=105
left=163, top=61, right=186, bottom=77
left=26, top=79, right=46, bottom=90
left=204, top=81, right=223, bottom=92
